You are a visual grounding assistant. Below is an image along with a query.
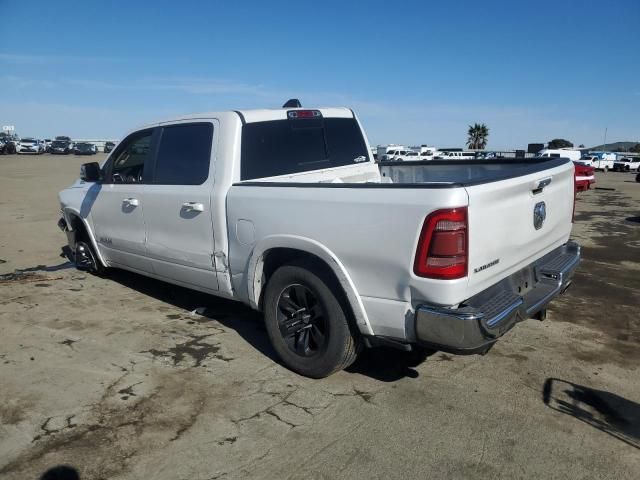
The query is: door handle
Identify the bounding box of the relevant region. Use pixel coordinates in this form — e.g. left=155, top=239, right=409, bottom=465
left=182, top=202, right=204, bottom=212
left=122, top=198, right=139, bottom=207
left=531, top=177, right=552, bottom=195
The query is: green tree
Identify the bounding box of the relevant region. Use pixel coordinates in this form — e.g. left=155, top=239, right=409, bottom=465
left=548, top=138, right=573, bottom=149
left=630, top=143, right=640, bottom=154
left=466, top=123, right=489, bottom=149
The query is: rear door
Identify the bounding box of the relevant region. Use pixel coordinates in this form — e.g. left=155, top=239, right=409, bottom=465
left=142, top=121, right=219, bottom=292
left=90, top=129, right=156, bottom=272
left=465, top=160, right=574, bottom=294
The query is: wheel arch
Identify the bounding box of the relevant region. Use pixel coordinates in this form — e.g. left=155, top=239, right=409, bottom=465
left=62, top=208, right=108, bottom=267
left=248, top=235, right=373, bottom=336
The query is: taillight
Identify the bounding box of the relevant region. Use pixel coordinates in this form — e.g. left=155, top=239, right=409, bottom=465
left=414, top=207, right=468, bottom=279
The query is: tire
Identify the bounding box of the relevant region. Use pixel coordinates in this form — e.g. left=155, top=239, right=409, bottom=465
left=636, top=173, right=640, bottom=183
left=74, top=230, right=106, bottom=276
left=263, top=261, right=360, bottom=378
left=603, top=165, right=608, bottom=173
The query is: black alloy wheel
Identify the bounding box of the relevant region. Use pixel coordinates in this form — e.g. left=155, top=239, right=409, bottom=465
left=276, top=284, right=328, bottom=357
left=263, top=261, right=360, bottom=378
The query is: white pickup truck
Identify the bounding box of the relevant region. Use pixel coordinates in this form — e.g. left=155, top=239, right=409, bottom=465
left=58, top=101, right=580, bottom=378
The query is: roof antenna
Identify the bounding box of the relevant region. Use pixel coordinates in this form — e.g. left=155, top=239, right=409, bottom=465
left=282, top=99, right=301, bottom=108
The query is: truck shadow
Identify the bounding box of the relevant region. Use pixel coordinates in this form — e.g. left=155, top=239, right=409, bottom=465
left=106, top=269, right=430, bottom=382
left=106, top=269, right=277, bottom=362
left=542, top=378, right=639, bottom=449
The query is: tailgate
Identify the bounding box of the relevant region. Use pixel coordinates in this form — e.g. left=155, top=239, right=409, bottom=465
left=465, top=160, right=574, bottom=297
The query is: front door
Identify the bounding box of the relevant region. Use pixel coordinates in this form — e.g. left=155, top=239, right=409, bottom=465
left=90, top=129, right=156, bottom=272
left=142, top=121, right=218, bottom=292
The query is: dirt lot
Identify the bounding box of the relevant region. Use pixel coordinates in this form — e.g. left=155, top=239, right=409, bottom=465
left=0, top=154, right=638, bottom=480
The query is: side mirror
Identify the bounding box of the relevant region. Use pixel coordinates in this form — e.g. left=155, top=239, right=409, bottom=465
left=80, top=162, right=101, bottom=182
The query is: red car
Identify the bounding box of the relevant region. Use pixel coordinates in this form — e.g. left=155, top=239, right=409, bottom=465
left=573, top=161, right=595, bottom=192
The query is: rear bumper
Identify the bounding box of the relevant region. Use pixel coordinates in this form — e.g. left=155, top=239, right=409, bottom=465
left=414, top=241, right=580, bottom=353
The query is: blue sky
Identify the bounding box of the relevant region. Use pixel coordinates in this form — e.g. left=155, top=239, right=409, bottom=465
left=1, top=0, right=639, bottom=148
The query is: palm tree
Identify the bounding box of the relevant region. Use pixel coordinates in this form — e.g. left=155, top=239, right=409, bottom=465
left=466, top=123, right=489, bottom=150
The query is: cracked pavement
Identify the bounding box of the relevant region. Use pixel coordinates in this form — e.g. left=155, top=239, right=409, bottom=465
left=0, top=155, right=639, bottom=479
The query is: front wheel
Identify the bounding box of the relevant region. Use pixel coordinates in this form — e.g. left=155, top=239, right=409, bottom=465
left=74, top=239, right=106, bottom=276
left=263, top=262, right=360, bottom=378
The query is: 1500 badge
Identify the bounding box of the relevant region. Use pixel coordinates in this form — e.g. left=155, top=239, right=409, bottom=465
left=473, top=258, right=499, bottom=274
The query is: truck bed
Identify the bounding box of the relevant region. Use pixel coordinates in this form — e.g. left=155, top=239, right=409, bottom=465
left=227, top=156, right=575, bottom=340
left=377, top=157, right=571, bottom=186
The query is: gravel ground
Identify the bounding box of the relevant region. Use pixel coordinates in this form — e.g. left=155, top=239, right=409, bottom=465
left=0, top=154, right=638, bottom=480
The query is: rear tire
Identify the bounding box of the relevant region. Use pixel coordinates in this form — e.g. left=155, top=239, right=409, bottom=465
left=263, top=262, right=360, bottom=378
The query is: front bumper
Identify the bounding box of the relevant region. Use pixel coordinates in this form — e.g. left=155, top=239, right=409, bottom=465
left=414, top=241, right=581, bottom=353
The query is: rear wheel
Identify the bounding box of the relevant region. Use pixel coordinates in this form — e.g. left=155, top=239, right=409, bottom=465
left=263, top=262, right=360, bottom=378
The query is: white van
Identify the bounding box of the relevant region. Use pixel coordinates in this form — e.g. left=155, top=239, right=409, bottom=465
left=537, top=149, right=582, bottom=161
left=377, top=145, right=406, bottom=162
left=579, top=153, right=616, bottom=171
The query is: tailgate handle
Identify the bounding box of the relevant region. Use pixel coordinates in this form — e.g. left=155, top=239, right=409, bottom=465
left=532, top=177, right=552, bottom=195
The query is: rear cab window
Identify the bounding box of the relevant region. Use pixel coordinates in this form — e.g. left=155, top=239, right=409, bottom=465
left=240, top=114, right=368, bottom=180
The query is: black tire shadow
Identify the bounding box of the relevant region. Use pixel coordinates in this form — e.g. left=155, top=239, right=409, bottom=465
left=40, top=465, right=80, bottom=480
left=543, top=378, right=639, bottom=449
left=345, top=346, right=437, bottom=382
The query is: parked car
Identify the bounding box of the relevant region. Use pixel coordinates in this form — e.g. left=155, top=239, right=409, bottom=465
left=104, top=141, right=116, bottom=153
left=54, top=136, right=74, bottom=152
left=0, top=133, right=18, bottom=154
left=58, top=101, right=580, bottom=378
left=43, top=139, right=52, bottom=152
left=401, top=151, right=421, bottom=161
left=579, top=153, right=615, bottom=172
left=612, top=157, right=640, bottom=172
left=435, top=151, right=476, bottom=160
left=573, top=161, right=595, bottom=192
left=0, top=138, right=6, bottom=155
left=74, top=142, right=97, bottom=155
left=537, top=149, right=582, bottom=161
left=16, top=138, right=46, bottom=154
left=50, top=139, right=73, bottom=155
left=418, top=147, right=439, bottom=160
left=376, top=145, right=405, bottom=162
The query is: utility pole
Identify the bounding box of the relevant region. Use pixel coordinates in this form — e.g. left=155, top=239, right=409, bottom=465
left=603, top=127, right=607, bottom=152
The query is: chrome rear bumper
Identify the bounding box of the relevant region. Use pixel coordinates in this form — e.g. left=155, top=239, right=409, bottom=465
left=415, top=241, right=580, bottom=353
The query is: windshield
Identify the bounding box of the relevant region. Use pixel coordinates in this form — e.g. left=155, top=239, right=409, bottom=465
left=52, top=141, right=67, bottom=147
left=22, top=138, right=36, bottom=142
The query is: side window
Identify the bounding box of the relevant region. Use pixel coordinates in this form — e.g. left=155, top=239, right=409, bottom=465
left=108, top=130, right=154, bottom=184
left=153, top=123, right=213, bottom=185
